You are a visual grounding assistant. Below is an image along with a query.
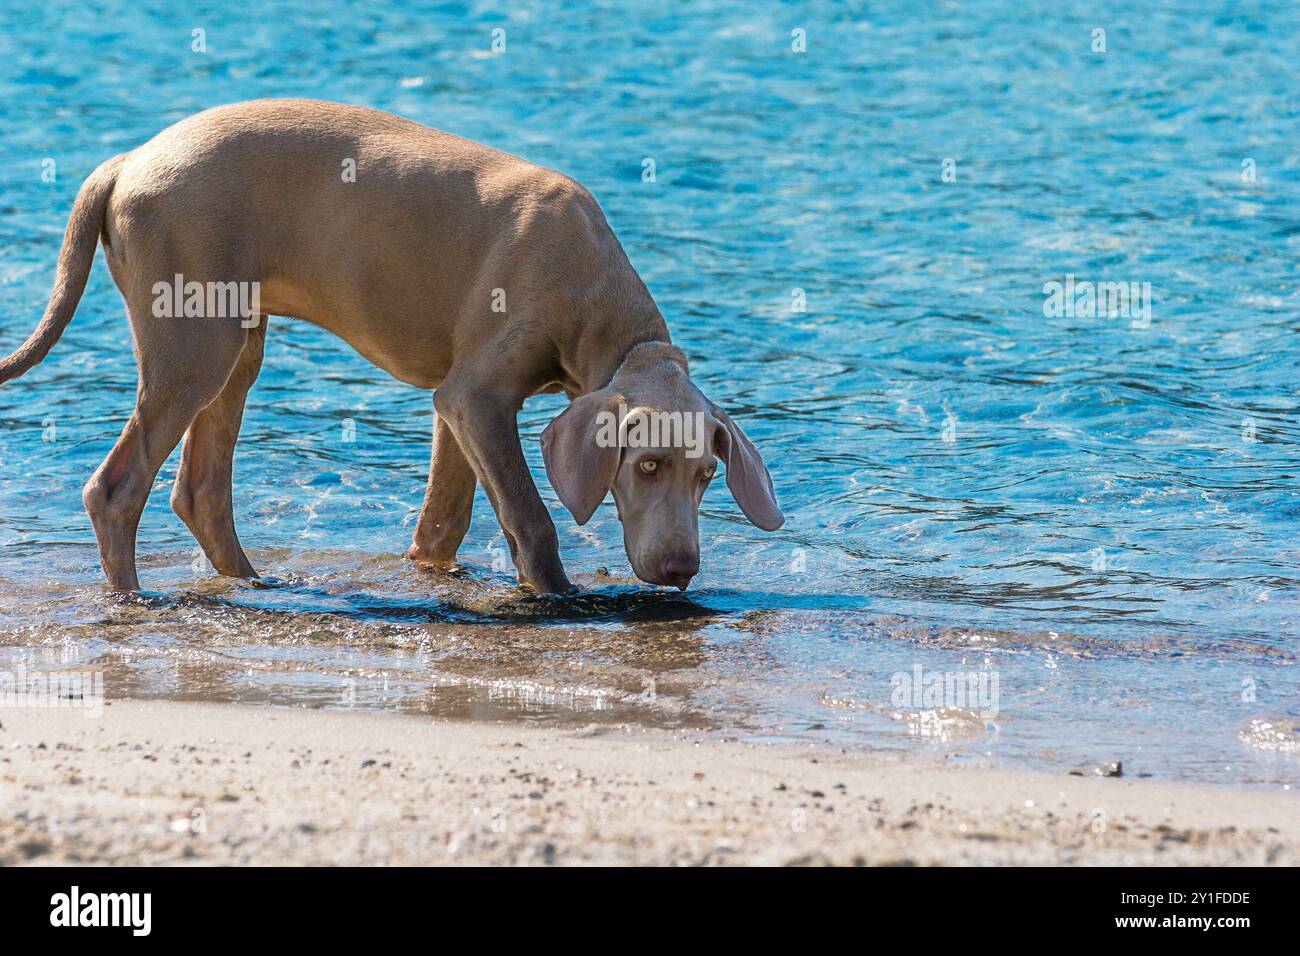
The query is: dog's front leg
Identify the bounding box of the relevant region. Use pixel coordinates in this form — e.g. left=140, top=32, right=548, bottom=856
left=408, top=413, right=476, bottom=566
left=433, top=379, right=572, bottom=594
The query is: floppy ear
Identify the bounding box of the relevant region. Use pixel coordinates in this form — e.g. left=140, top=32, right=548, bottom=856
left=712, top=406, right=784, bottom=531
left=541, top=390, right=623, bottom=525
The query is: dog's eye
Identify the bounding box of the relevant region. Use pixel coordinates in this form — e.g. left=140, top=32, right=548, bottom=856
left=701, top=464, right=716, bottom=481
left=638, top=459, right=659, bottom=476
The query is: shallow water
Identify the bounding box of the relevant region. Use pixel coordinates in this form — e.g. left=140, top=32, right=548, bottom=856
left=1, top=2, right=1298, bottom=787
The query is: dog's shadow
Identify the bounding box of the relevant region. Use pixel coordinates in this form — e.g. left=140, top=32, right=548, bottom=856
left=135, top=573, right=721, bottom=629
left=345, top=584, right=720, bottom=626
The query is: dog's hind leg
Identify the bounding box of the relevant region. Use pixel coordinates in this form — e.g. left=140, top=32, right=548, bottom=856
left=407, top=412, right=477, bottom=566
left=171, top=319, right=267, bottom=578
left=82, top=292, right=248, bottom=591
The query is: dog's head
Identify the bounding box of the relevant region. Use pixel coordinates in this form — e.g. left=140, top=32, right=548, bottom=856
left=541, top=344, right=783, bottom=589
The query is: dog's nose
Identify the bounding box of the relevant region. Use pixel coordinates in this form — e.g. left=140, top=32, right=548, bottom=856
left=660, top=553, right=699, bottom=590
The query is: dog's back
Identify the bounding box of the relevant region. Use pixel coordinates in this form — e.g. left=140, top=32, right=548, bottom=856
left=104, top=99, right=608, bottom=386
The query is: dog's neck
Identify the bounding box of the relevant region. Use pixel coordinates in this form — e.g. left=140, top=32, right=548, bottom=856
left=573, top=338, right=686, bottom=397
left=613, top=341, right=688, bottom=379
left=563, top=269, right=680, bottom=394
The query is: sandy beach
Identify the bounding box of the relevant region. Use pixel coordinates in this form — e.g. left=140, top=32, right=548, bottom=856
left=1, top=700, right=1294, bottom=866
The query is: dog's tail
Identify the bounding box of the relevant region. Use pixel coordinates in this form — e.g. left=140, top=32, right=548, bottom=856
left=0, top=153, right=125, bottom=385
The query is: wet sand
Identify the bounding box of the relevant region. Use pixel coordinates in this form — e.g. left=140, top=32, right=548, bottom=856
left=2, top=700, right=1295, bottom=866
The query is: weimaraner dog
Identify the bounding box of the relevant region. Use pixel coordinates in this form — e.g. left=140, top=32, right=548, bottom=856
left=0, top=99, right=783, bottom=594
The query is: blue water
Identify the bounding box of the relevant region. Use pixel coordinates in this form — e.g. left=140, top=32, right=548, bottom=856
left=1, top=1, right=1298, bottom=787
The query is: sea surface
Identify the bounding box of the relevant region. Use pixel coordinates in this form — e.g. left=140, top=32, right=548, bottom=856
left=1, top=1, right=1298, bottom=787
